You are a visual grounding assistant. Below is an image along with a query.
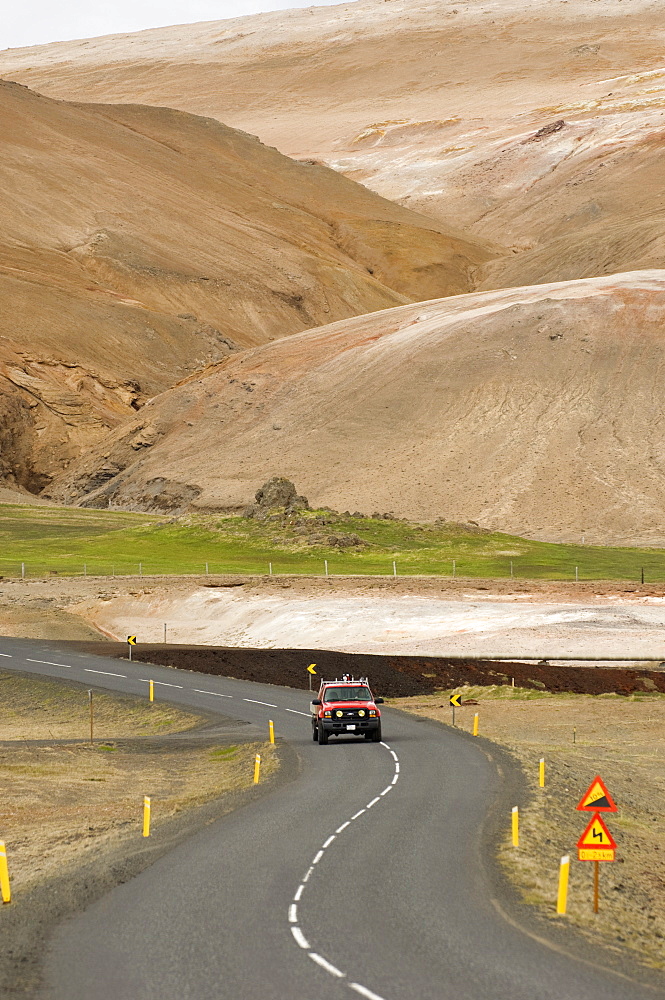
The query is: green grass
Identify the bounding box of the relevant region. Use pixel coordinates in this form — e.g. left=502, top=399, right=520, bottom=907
left=2, top=502, right=665, bottom=582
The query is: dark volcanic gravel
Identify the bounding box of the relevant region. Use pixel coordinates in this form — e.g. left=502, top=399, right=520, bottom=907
left=70, top=642, right=665, bottom=697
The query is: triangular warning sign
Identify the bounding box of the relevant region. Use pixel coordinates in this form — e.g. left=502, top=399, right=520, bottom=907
left=576, top=775, right=617, bottom=812
left=577, top=812, right=617, bottom=851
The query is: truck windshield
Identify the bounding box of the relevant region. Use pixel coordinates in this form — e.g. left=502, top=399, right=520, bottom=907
left=323, top=686, right=372, bottom=702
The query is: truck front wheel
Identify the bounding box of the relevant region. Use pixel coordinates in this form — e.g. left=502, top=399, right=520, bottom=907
left=318, top=723, right=329, bottom=745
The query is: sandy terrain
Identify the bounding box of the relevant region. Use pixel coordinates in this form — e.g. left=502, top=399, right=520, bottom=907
left=397, top=688, right=665, bottom=974
left=3, top=0, right=665, bottom=292
left=73, top=584, right=665, bottom=659
left=45, top=270, right=665, bottom=545
left=0, top=79, right=494, bottom=496
left=3, top=574, right=665, bottom=661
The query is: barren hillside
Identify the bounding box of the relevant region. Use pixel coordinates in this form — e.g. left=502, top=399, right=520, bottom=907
left=2, top=0, right=665, bottom=288
left=0, top=79, right=498, bottom=494
left=47, top=269, right=665, bottom=545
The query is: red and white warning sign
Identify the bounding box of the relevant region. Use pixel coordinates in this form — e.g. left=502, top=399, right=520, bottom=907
left=576, top=775, right=617, bottom=813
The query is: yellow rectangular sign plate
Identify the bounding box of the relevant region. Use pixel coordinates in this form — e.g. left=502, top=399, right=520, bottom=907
left=578, top=848, right=615, bottom=862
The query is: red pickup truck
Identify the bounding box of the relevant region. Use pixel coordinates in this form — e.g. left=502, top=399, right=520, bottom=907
left=310, top=676, right=384, bottom=744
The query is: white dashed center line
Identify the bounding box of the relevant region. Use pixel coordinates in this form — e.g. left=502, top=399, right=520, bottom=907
left=291, top=927, right=310, bottom=950
left=84, top=669, right=126, bottom=678
left=27, top=659, right=71, bottom=668
left=287, top=739, right=398, bottom=1000
left=350, top=983, right=387, bottom=1000
left=193, top=689, right=233, bottom=698
left=139, top=679, right=183, bottom=689
left=310, top=953, right=345, bottom=978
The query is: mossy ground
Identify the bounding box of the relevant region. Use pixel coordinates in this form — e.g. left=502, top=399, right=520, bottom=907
left=2, top=503, right=665, bottom=582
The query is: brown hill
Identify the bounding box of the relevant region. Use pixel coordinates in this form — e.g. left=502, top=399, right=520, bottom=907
left=2, top=0, right=664, bottom=288
left=0, top=79, right=498, bottom=493
left=47, top=269, right=665, bottom=546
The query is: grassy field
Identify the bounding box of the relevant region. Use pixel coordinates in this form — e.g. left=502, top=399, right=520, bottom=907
left=2, top=502, right=665, bottom=582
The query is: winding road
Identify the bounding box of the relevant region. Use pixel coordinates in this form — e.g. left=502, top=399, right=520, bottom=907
left=1, top=636, right=660, bottom=1000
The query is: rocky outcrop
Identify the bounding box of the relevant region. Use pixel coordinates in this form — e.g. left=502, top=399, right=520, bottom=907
left=243, top=478, right=310, bottom=518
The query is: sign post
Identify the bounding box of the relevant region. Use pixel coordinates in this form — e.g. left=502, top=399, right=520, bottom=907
left=127, top=635, right=137, bottom=661
left=307, top=663, right=317, bottom=692
left=576, top=776, right=618, bottom=913
left=449, top=692, right=462, bottom=726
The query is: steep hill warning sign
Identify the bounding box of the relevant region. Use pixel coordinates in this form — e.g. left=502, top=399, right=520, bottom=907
left=576, top=775, right=617, bottom=813
left=577, top=813, right=617, bottom=862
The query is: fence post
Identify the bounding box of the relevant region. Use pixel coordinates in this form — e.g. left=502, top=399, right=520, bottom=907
left=452, top=559, right=456, bottom=578
left=393, top=560, right=397, bottom=577
left=325, top=560, right=328, bottom=577
left=205, top=562, right=209, bottom=575
left=21, top=562, right=25, bottom=580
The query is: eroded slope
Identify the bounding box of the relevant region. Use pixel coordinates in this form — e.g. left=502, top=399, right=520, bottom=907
left=47, top=270, right=665, bottom=544
left=2, top=0, right=665, bottom=287
left=0, top=79, right=498, bottom=493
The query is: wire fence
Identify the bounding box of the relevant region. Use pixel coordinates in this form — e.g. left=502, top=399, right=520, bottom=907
left=1, top=557, right=664, bottom=582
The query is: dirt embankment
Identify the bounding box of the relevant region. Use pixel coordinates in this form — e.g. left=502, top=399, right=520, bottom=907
left=85, top=641, right=665, bottom=698
left=0, top=671, right=283, bottom=995
left=396, top=688, right=665, bottom=978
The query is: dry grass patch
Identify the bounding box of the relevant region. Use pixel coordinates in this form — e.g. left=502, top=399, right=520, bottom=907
left=0, top=672, right=277, bottom=894
left=391, top=687, right=665, bottom=970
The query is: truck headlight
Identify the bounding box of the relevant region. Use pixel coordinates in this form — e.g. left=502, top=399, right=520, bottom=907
left=324, top=711, right=331, bottom=718
left=369, top=710, right=376, bottom=717
left=335, top=710, right=343, bottom=718
left=358, top=710, right=366, bottom=717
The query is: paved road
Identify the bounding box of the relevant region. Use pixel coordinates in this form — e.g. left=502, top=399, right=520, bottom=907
left=0, top=637, right=659, bottom=1000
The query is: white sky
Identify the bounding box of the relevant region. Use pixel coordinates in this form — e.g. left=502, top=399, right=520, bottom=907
left=2, top=0, right=346, bottom=50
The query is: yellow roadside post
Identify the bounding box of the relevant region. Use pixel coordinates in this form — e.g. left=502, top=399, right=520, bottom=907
left=472, top=713, right=479, bottom=737
left=539, top=758, right=545, bottom=788
left=253, top=753, right=261, bottom=784
left=269, top=720, right=275, bottom=744
left=0, top=841, right=11, bottom=903
left=512, top=806, right=519, bottom=847
left=149, top=680, right=154, bottom=704
left=143, top=796, right=151, bottom=837
left=556, top=855, right=570, bottom=915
